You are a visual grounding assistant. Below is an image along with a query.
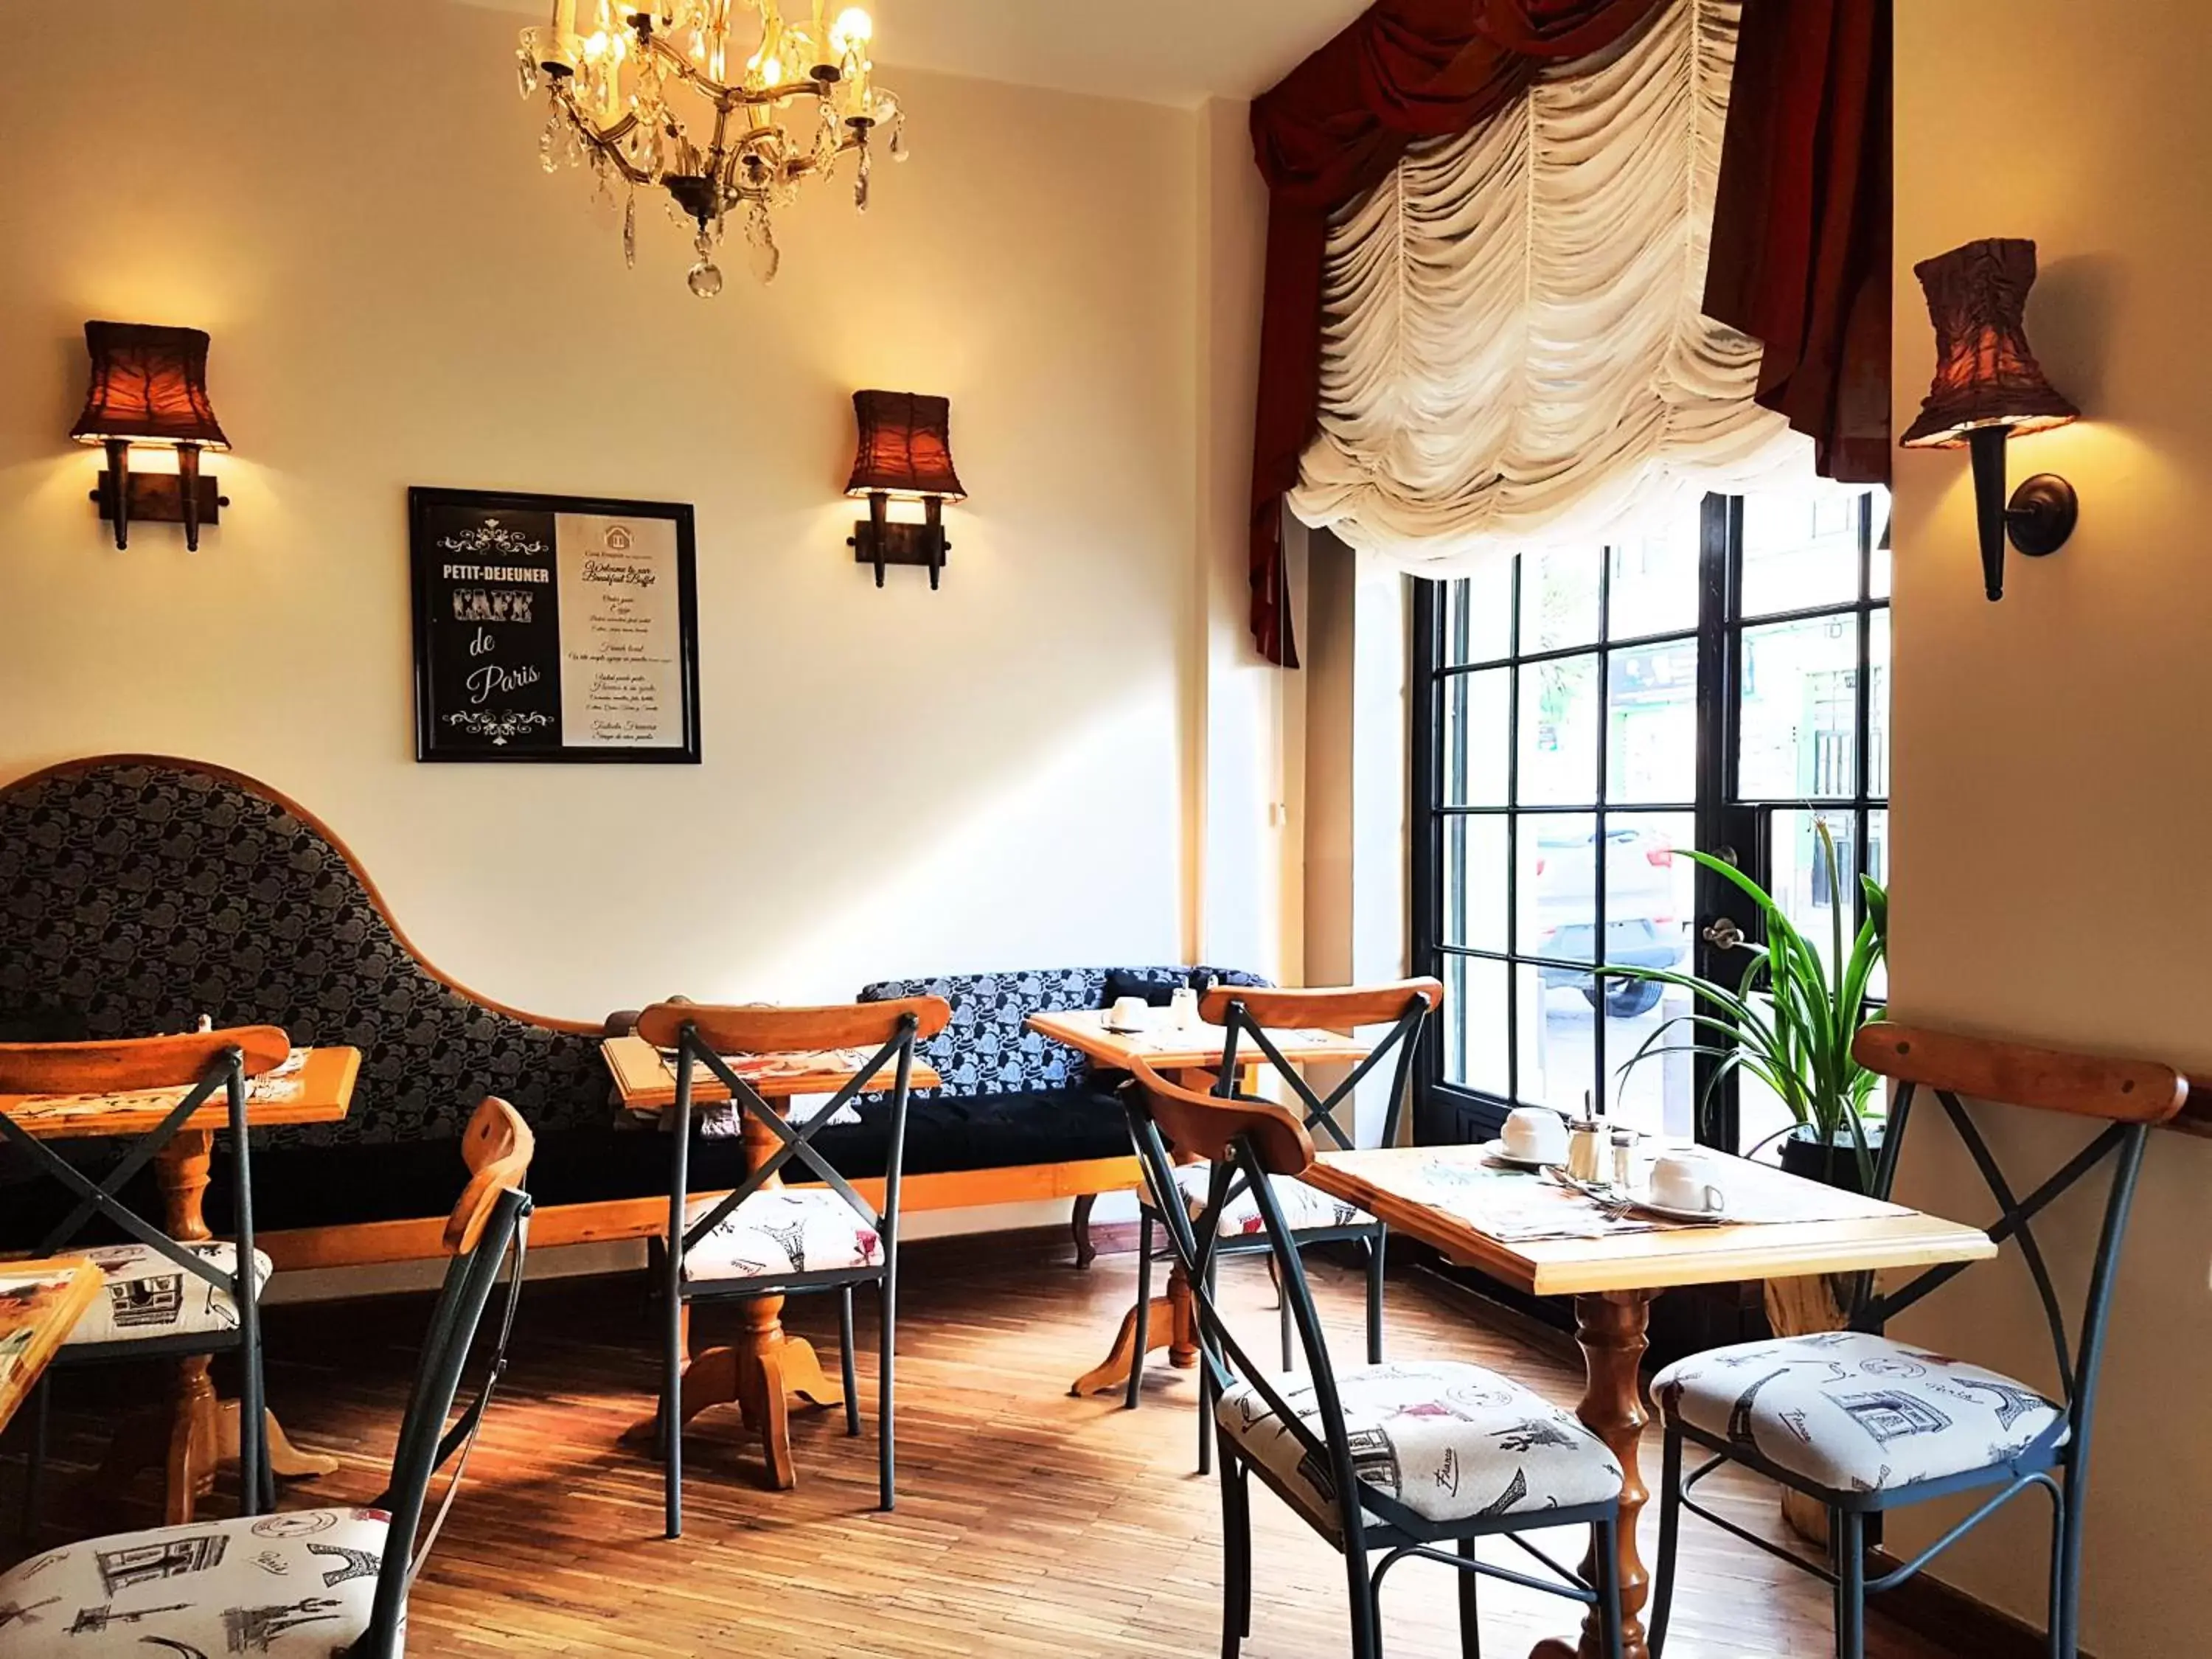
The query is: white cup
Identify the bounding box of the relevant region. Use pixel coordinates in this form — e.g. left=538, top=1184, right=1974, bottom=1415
left=1168, top=986, right=1200, bottom=1026
left=1107, top=995, right=1150, bottom=1032
left=1649, top=1152, right=1729, bottom=1217
left=1501, top=1107, right=1569, bottom=1165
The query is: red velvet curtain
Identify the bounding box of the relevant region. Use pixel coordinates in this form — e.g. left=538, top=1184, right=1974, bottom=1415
left=1245, top=0, right=1666, bottom=667
left=1702, top=0, right=1892, bottom=486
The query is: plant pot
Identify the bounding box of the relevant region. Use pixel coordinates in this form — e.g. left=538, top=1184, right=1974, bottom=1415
left=1767, top=1120, right=1887, bottom=1547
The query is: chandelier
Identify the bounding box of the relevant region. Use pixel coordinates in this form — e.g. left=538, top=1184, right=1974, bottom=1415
left=517, top=1, right=905, bottom=296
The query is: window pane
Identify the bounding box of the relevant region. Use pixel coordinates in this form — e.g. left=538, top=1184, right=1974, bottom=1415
left=1867, top=807, right=1889, bottom=1001
left=1607, top=505, right=1702, bottom=640
left=1520, top=813, right=1596, bottom=964
left=1439, top=669, right=1510, bottom=806
left=1520, top=546, right=1602, bottom=653
left=1768, top=807, right=1858, bottom=975
left=1444, top=560, right=1514, bottom=667
left=1607, top=640, right=1698, bottom=804
left=1517, top=961, right=1593, bottom=1115
left=1518, top=656, right=1599, bottom=805
left=1439, top=814, right=1509, bottom=950
left=1869, top=608, right=1891, bottom=798
left=1742, top=487, right=1865, bottom=617
left=1441, top=955, right=1510, bottom=1097
left=1738, top=615, right=1861, bottom=799
left=1606, top=976, right=1698, bottom=1138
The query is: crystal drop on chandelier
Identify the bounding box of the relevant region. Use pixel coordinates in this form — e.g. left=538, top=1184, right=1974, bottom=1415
left=686, top=228, right=723, bottom=297
left=854, top=144, right=872, bottom=213
left=623, top=193, right=637, bottom=268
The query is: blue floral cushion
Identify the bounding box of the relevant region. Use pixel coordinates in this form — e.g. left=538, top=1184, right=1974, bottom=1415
left=0, top=760, right=611, bottom=1147
left=858, top=965, right=1269, bottom=1096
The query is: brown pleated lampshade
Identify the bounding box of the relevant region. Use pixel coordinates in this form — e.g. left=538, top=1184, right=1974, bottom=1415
left=846, top=390, right=964, bottom=501
left=69, top=321, right=230, bottom=451
left=1900, top=239, right=2077, bottom=449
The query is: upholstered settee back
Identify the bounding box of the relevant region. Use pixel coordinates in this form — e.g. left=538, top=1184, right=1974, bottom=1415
left=858, top=965, right=1270, bottom=1096
left=0, top=757, right=611, bottom=1147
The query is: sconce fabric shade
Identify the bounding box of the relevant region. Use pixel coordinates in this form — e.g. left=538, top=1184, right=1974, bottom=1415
left=846, top=390, right=964, bottom=501
left=1899, top=239, right=2077, bottom=449
left=69, top=321, right=230, bottom=451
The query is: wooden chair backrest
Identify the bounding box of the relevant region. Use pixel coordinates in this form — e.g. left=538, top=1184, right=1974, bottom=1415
left=443, top=1097, right=536, bottom=1255
left=634, top=998, right=952, bottom=1054
left=1854, top=1023, right=2188, bottom=1125
left=0, top=1026, right=291, bottom=1095
left=1128, top=1057, right=1316, bottom=1177
left=1195, top=978, right=1443, bottom=1031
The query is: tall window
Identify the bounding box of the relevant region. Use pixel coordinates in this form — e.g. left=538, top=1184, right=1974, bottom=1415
left=1411, top=487, right=1889, bottom=1156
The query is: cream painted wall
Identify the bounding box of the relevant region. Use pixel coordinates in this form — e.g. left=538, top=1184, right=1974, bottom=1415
left=1890, top=5, right=2212, bottom=1652
left=0, top=1, right=1209, bottom=1023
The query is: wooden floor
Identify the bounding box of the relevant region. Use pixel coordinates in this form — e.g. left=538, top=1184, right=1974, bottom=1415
left=13, top=1234, right=1961, bottom=1658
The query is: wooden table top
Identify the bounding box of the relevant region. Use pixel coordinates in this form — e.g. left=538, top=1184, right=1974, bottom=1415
left=1026, top=1007, right=1374, bottom=1074
left=1306, top=1141, right=1995, bottom=1298
left=0, top=1046, right=361, bottom=1140
left=602, top=1034, right=942, bottom=1112
left=0, top=1256, right=104, bottom=1432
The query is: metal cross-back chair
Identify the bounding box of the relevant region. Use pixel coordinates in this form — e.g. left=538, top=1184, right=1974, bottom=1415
left=1124, top=1057, right=1625, bottom=1659
left=1648, top=1023, right=2188, bottom=1659
left=1127, top=980, right=1439, bottom=1472
left=0, top=1026, right=291, bottom=1529
left=0, top=1095, right=536, bottom=1659
left=638, top=996, right=950, bottom=1534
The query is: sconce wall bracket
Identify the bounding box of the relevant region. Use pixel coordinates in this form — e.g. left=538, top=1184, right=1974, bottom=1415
left=91, top=467, right=229, bottom=552
left=849, top=493, right=950, bottom=589
left=2007, top=473, right=2078, bottom=557
left=1966, top=425, right=2077, bottom=600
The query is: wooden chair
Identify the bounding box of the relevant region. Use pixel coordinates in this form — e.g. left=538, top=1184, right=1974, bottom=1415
left=1127, top=980, right=1440, bottom=1474
left=639, top=996, right=951, bottom=1534
left=1646, top=1025, right=2188, bottom=1659
left=0, top=1096, right=535, bottom=1659
left=1124, top=1058, right=1624, bottom=1659
left=0, top=1026, right=291, bottom=1526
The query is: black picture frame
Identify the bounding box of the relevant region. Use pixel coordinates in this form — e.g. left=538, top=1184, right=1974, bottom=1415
left=408, top=486, right=702, bottom=764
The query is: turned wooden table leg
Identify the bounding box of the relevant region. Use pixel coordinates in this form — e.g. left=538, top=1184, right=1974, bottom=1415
left=1532, top=1290, right=1656, bottom=1659
left=157, top=1132, right=224, bottom=1525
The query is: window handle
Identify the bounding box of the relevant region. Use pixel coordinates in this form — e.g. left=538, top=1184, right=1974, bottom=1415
left=1701, top=917, right=1745, bottom=951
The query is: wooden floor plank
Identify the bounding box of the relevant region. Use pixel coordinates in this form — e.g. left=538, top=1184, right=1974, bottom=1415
left=10, top=1235, right=1960, bottom=1658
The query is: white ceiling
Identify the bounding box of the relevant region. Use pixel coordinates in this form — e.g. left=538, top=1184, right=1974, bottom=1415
left=467, top=0, right=1367, bottom=106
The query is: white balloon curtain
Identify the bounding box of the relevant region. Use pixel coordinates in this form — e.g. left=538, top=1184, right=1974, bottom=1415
left=1285, top=0, right=1809, bottom=575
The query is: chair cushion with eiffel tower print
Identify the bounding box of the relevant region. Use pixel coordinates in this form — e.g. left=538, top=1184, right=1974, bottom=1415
left=0, top=1506, right=389, bottom=1657
left=1652, top=1329, right=2067, bottom=1495
left=62, top=1241, right=275, bottom=1348
left=1216, top=1358, right=1622, bottom=1536
left=1147, top=1160, right=1374, bottom=1239
left=679, top=1188, right=885, bottom=1281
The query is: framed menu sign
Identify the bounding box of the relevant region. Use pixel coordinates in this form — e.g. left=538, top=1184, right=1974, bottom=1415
left=408, top=487, right=701, bottom=764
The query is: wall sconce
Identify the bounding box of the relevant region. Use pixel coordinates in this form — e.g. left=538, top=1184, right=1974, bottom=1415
left=1900, top=238, right=2079, bottom=602
left=846, top=390, right=964, bottom=589
left=70, top=321, right=232, bottom=552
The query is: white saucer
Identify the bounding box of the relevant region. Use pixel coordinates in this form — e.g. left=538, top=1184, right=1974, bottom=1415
left=1627, top=1195, right=1731, bottom=1225
left=1478, top=1139, right=1558, bottom=1171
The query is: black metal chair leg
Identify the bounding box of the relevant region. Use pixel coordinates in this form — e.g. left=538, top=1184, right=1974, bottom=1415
left=237, top=1311, right=265, bottom=1520
left=2056, top=1464, right=2086, bottom=1658
left=1234, top=1462, right=1253, bottom=1639
left=1279, top=1259, right=1295, bottom=1373
left=1834, top=1509, right=1865, bottom=1659
left=2045, top=1476, right=2067, bottom=1659
left=1455, top=1534, right=1481, bottom=1659
left=1126, top=1210, right=1154, bottom=1411
left=1649, top=1427, right=1683, bottom=1659
left=1365, top=1230, right=1386, bottom=1365
left=1346, top=1538, right=1382, bottom=1659
left=839, top=1287, right=860, bottom=1437
left=878, top=1270, right=897, bottom=1512
left=1595, top=1516, right=1626, bottom=1659
left=1217, top=1439, right=1247, bottom=1659
left=1197, top=1253, right=1219, bottom=1476
left=663, top=1287, right=685, bottom=1540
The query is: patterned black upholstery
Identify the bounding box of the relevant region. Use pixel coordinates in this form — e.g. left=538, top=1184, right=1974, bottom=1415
left=0, top=759, right=609, bottom=1148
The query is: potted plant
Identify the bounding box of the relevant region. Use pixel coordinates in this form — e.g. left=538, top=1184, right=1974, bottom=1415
left=1608, top=820, right=1888, bottom=1192
left=1603, top=822, right=1887, bottom=1548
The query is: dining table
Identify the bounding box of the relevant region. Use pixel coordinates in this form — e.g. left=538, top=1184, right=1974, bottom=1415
left=1302, top=1138, right=1996, bottom=1659
left=1024, top=1006, right=1377, bottom=1399
left=0, top=1256, right=104, bottom=1435
left=601, top=1031, right=942, bottom=1490
left=0, top=1044, right=361, bottom=1523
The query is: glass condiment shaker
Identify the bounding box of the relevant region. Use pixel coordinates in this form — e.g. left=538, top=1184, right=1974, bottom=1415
left=1566, top=1108, right=1605, bottom=1183
left=1611, top=1127, right=1637, bottom=1191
